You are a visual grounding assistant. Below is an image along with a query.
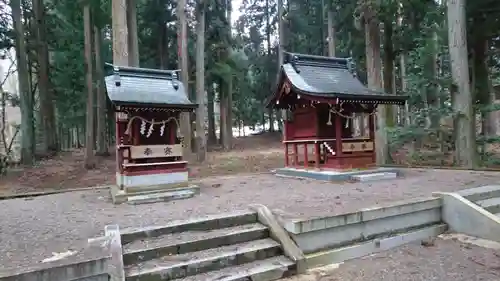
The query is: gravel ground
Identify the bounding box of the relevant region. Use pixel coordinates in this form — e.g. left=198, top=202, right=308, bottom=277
left=284, top=237, right=500, bottom=281
left=1, top=168, right=499, bottom=272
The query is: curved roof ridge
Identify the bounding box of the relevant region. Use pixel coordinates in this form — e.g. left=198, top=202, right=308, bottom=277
left=284, top=52, right=349, bottom=69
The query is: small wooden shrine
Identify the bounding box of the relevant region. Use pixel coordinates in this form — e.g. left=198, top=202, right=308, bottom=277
left=268, top=53, right=407, bottom=170
left=105, top=65, right=198, bottom=203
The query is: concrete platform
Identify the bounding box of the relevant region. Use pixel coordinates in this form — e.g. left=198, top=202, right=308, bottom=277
left=110, top=184, right=200, bottom=205
left=274, top=167, right=402, bottom=182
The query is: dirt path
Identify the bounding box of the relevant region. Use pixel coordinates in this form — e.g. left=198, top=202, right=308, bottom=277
left=0, top=169, right=499, bottom=272
left=0, top=134, right=284, bottom=195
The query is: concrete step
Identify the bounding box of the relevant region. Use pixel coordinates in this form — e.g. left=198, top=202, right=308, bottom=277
left=125, top=238, right=282, bottom=281
left=304, top=223, right=448, bottom=268
left=126, top=189, right=197, bottom=205
left=172, top=255, right=295, bottom=281
left=476, top=197, right=500, bottom=214
left=350, top=172, right=397, bottom=182
left=456, top=185, right=500, bottom=202
left=120, top=210, right=258, bottom=244
left=122, top=223, right=269, bottom=265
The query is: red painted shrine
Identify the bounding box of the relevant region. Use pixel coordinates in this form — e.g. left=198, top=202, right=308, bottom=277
left=105, top=65, right=197, bottom=200
left=268, top=53, right=407, bottom=170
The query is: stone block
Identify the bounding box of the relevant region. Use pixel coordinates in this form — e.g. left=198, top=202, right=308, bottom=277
left=350, top=172, right=397, bottom=182
left=122, top=224, right=269, bottom=265
left=274, top=167, right=402, bottom=182
left=293, top=207, right=441, bottom=254
left=105, top=225, right=125, bottom=281
left=476, top=197, right=500, bottom=214
left=284, top=197, right=441, bottom=234
left=249, top=204, right=306, bottom=274
left=120, top=210, right=258, bottom=244
left=456, top=185, right=500, bottom=202
left=125, top=239, right=281, bottom=280
left=305, top=223, right=447, bottom=268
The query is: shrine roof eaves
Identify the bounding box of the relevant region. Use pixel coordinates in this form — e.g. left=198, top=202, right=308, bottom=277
left=269, top=52, right=407, bottom=107
left=104, top=64, right=196, bottom=109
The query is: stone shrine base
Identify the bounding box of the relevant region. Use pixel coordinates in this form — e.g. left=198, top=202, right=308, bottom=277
left=274, top=167, right=402, bottom=182
left=110, top=183, right=200, bottom=205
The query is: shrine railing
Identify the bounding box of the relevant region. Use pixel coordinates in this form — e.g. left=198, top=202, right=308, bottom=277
left=283, top=137, right=374, bottom=169
left=283, top=138, right=334, bottom=169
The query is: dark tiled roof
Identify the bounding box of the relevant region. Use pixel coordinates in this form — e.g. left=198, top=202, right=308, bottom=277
left=104, top=65, right=196, bottom=108
left=281, top=52, right=407, bottom=103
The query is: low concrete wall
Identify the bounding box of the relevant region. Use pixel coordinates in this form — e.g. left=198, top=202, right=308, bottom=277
left=434, top=192, right=500, bottom=243
left=284, top=197, right=443, bottom=254
left=0, top=232, right=112, bottom=281
left=0, top=257, right=109, bottom=281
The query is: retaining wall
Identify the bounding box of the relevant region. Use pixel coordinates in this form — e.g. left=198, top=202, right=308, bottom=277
left=0, top=257, right=109, bottom=281
left=0, top=234, right=111, bottom=281
left=282, top=197, right=447, bottom=267
left=0, top=196, right=478, bottom=279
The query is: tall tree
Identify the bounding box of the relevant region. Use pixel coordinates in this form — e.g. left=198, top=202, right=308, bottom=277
left=359, top=4, right=389, bottom=165
left=112, top=0, right=129, bottom=66
left=11, top=0, right=33, bottom=165
left=327, top=3, right=335, bottom=57
left=277, top=0, right=285, bottom=134
left=207, top=84, right=217, bottom=144
left=83, top=3, right=95, bottom=169
left=94, top=24, right=108, bottom=156
left=382, top=17, right=395, bottom=127
left=447, top=0, right=475, bottom=167
left=177, top=0, right=193, bottom=155
left=34, top=0, right=57, bottom=154
left=225, top=2, right=233, bottom=145
left=219, top=0, right=233, bottom=150
left=195, top=0, right=207, bottom=161
left=265, top=0, right=274, bottom=132
left=127, top=0, right=140, bottom=67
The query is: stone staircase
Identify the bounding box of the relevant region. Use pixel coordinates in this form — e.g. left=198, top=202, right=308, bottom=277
left=458, top=185, right=500, bottom=216
left=119, top=210, right=297, bottom=281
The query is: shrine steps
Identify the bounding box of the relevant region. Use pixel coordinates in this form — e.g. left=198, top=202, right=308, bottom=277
left=457, top=185, right=500, bottom=217
left=118, top=210, right=298, bottom=281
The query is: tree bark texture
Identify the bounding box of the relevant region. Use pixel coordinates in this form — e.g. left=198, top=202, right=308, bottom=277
left=278, top=0, right=286, bottom=135
left=423, top=29, right=440, bottom=129
left=112, top=0, right=129, bottom=66
left=327, top=9, right=335, bottom=57
left=177, top=0, right=193, bottom=155
left=265, top=0, right=274, bottom=133
left=226, top=0, right=233, bottom=145
left=83, top=4, right=95, bottom=169
left=382, top=20, right=395, bottom=128
left=447, top=0, right=475, bottom=168
left=34, top=0, right=57, bottom=154
left=12, top=0, right=34, bottom=165
left=95, top=26, right=109, bottom=156
left=126, top=0, right=139, bottom=67
left=364, top=13, right=388, bottom=165
left=472, top=34, right=496, bottom=137
left=207, top=83, right=217, bottom=144
left=219, top=0, right=233, bottom=150
left=195, top=1, right=206, bottom=162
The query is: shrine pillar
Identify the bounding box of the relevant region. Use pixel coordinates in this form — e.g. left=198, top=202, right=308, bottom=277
left=334, top=110, right=342, bottom=158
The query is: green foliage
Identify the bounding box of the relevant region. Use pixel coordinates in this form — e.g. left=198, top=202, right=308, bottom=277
left=0, top=0, right=499, bottom=165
